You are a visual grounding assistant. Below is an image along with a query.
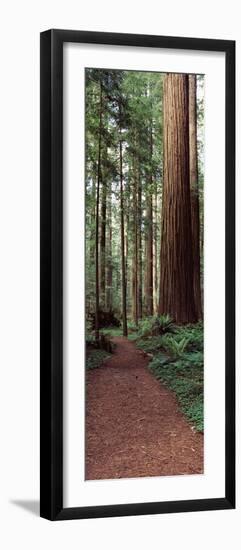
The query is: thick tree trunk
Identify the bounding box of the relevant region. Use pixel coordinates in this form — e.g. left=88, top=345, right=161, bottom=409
left=189, top=74, right=202, bottom=319
left=159, top=73, right=197, bottom=323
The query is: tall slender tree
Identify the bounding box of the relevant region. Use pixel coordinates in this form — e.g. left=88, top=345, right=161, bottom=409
left=119, top=100, right=128, bottom=336
left=153, top=182, right=158, bottom=314
left=106, top=183, right=113, bottom=311
left=132, top=151, right=139, bottom=325
left=145, top=120, right=154, bottom=316
left=137, top=163, right=143, bottom=319
left=100, top=154, right=107, bottom=308
left=95, top=77, right=103, bottom=340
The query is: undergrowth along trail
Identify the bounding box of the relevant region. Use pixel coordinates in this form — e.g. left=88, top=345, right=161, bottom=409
left=98, top=318, right=204, bottom=431
left=85, top=336, right=203, bottom=480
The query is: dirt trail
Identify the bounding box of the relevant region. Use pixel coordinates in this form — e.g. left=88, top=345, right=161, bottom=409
left=85, top=337, right=203, bottom=480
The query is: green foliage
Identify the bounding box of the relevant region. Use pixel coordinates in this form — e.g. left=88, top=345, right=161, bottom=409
left=185, top=398, right=203, bottom=432
left=136, top=335, right=164, bottom=353
left=86, top=332, right=95, bottom=346
left=100, top=327, right=123, bottom=337
left=134, top=322, right=204, bottom=432
left=137, top=315, right=175, bottom=338
left=86, top=349, right=111, bottom=370
left=174, top=322, right=203, bottom=352
left=100, top=324, right=140, bottom=340
left=161, top=334, right=190, bottom=358
left=152, top=322, right=204, bottom=358
left=127, top=320, right=139, bottom=331
left=152, top=314, right=176, bottom=335
left=137, top=318, right=153, bottom=338
left=180, top=351, right=203, bottom=368
left=135, top=320, right=203, bottom=357
left=149, top=350, right=204, bottom=432
left=127, top=332, right=139, bottom=341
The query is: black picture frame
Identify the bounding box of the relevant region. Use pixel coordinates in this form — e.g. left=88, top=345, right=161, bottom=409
left=40, top=29, right=235, bottom=521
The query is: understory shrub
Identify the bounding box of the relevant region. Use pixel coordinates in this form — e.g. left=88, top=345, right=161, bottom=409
left=139, top=322, right=204, bottom=432
left=148, top=348, right=204, bottom=432
left=100, top=327, right=123, bottom=337
left=86, top=349, right=111, bottom=370
left=137, top=315, right=176, bottom=338
left=161, top=334, right=190, bottom=357
left=136, top=335, right=164, bottom=353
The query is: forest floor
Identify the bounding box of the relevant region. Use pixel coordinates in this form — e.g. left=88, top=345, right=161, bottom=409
left=85, top=336, right=204, bottom=480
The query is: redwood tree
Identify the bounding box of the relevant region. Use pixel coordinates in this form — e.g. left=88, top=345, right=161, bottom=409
left=131, top=153, right=138, bottom=326
left=145, top=122, right=154, bottom=316
left=95, top=77, right=103, bottom=340
left=137, top=164, right=143, bottom=319
left=106, top=185, right=113, bottom=311
left=119, top=101, right=128, bottom=336
left=159, top=73, right=197, bottom=323
left=189, top=74, right=202, bottom=319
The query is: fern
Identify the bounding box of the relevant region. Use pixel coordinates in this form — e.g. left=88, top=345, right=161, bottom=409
left=161, top=334, right=190, bottom=357
left=137, top=315, right=176, bottom=338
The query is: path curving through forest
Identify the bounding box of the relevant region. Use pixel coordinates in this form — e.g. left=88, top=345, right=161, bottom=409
left=85, top=337, right=203, bottom=480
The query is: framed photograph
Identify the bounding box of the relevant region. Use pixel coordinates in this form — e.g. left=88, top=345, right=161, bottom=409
left=40, top=29, right=235, bottom=520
